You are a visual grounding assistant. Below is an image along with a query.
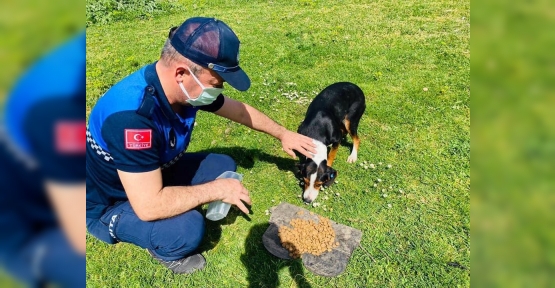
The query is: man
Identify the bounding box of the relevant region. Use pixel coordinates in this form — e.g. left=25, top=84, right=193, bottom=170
left=0, top=32, right=85, bottom=287
left=86, top=17, right=316, bottom=274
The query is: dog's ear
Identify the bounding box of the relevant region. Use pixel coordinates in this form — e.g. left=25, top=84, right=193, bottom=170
left=296, top=162, right=306, bottom=173
left=321, top=166, right=338, bottom=187
left=295, top=162, right=306, bottom=180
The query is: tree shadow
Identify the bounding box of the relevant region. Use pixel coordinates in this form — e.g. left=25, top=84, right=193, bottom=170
left=240, top=223, right=311, bottom=288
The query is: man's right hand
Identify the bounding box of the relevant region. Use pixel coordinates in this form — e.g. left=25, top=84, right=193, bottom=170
left=214, top=178, right=252, bottom=215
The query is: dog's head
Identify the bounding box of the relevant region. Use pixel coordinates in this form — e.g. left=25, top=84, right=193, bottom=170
left=296, top=158, right=337, bottom=203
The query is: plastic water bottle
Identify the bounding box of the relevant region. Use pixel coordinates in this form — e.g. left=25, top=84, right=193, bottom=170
left=205, top=171, right=243, bottom=221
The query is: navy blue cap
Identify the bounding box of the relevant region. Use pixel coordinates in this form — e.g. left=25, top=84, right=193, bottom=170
left=170, top=17, right=251, bottom=91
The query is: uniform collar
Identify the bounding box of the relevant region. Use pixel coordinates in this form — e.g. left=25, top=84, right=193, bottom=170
left=144, top=62, right=178, bottom=120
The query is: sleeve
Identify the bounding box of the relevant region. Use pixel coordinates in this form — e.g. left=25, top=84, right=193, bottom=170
left=198, top=93, right=225, bottom=112
left=101, top=111, right=161, bottom=173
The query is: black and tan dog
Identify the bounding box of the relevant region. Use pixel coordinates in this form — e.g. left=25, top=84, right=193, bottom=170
left=296, top=82, right=366, bottom=203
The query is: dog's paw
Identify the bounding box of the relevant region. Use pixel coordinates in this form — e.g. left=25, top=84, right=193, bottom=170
left=347, top=155, right=357, bottom=163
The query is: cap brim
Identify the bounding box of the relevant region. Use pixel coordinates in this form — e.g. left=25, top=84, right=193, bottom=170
left=217, top=68, right=251, bottom=91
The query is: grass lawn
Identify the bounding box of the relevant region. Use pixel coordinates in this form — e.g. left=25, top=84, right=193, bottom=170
left=86, top=0, right=470, bottom=287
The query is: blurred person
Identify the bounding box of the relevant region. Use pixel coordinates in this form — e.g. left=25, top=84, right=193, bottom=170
left=86, top=17, right=316, bottom=274
left=0, top=31, right=85, bottom=287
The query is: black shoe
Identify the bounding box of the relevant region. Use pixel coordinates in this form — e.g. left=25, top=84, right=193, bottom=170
left=147, top=249, right=206, bottom=274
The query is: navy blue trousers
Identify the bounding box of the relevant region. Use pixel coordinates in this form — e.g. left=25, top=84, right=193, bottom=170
left=86, top=153, right=236, bottom=261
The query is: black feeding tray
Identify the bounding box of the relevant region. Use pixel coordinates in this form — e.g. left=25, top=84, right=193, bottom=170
left=262, top=202, right=362, bottom=277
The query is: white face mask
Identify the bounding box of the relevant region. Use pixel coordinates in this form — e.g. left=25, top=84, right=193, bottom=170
left=179, top=68, right=223, bottom=106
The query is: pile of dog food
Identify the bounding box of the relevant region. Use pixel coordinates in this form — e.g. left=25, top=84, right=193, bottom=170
left=278, top=211, right=339, bottom=259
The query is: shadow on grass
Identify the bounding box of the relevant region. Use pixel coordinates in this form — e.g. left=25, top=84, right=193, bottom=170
left=169, top=147, right=297, bottom=254
left=197, top=205, right=253, bottom=253
left=240, top=224, right=311, bottom=288
left=193, top=147, right=298, bottom=173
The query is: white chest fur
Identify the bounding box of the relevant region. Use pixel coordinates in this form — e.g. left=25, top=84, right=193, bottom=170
left=311, top=139, right=328, bottom=165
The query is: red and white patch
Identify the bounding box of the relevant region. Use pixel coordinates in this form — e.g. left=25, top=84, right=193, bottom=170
left=55, top=121, right=86, bottom=154
left=125, top=129, right=152, bottom=150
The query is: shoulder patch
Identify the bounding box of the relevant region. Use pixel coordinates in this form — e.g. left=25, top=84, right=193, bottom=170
left=125, top=129, right=152, bottom=150
left=55, top=121, right=86, bottom=154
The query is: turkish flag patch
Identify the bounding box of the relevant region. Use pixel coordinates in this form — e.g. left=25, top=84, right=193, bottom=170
left=55, top=121, right=86, bottom=154
left=125, top=129, right=152, bottom=150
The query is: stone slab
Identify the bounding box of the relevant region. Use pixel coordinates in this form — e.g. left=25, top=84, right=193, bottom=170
left=262, top=202, right=363, bottom=277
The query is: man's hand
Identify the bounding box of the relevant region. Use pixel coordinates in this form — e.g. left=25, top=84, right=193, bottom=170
left=279, top=130, right=317, bottom=159
left=215, top=178, right=252, bottom=214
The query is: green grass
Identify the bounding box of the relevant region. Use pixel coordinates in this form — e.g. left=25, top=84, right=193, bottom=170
left=86, top=0, right=470, bottom=286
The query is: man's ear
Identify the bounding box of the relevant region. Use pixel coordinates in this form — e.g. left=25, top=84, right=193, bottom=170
left=175, top=66, right=188, bottom=82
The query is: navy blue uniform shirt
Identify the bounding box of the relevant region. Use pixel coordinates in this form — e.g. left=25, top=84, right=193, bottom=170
left=86, top=62, right=225, bottom=219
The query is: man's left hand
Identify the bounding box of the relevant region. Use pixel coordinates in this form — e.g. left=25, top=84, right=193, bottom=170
left=280, top=130, right=317, bottom=159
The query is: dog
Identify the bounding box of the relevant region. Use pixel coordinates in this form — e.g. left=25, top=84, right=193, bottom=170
left=296, top=82, right=366, bottom=203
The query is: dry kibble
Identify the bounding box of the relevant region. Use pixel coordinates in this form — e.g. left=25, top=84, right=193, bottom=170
left=278, top=215, right=337, bottom=259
